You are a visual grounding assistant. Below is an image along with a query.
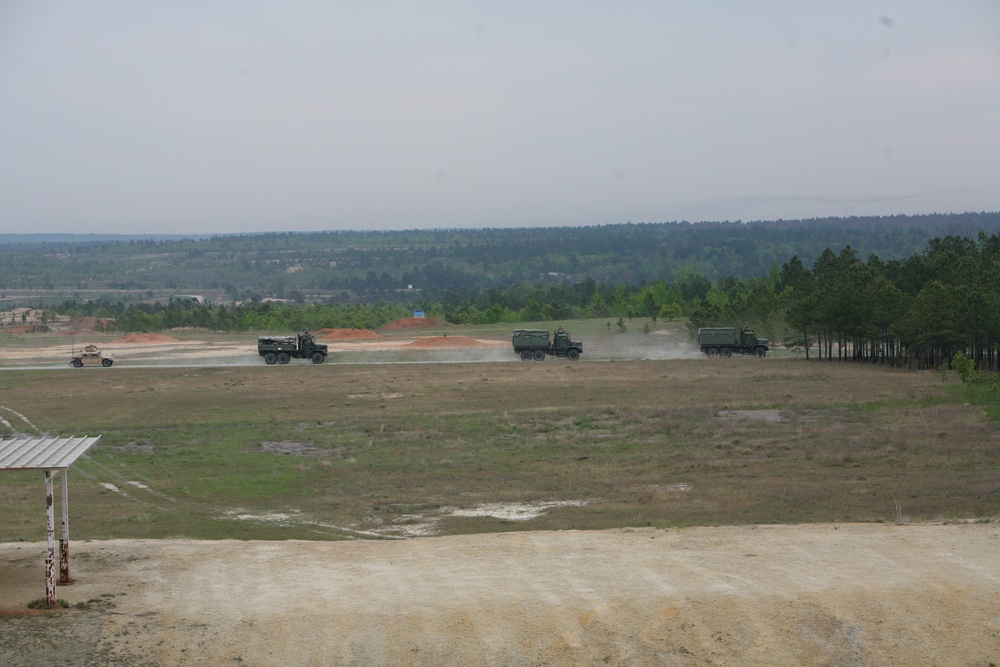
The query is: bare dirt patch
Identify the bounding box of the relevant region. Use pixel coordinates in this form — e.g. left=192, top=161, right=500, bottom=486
left=1, top=524, right=998, bottom=666
left=0, top=329, right=516, bottom=364
left=405, top=335, right=505, bottom=348
left=718, top=409, right=783, bottom=422
left=107, top=333, right=183, bottom=345
left=260, top=441, right=317, bottom=454
left=381, top=316, right=450, bottom=330
left=316, top=327, right=382, bottom=340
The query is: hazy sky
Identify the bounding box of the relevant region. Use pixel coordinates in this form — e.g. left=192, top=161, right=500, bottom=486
left=1, top=2, right=998, bottom=234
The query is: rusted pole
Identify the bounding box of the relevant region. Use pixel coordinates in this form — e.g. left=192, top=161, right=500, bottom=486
left=44, top=470, right=56, bottom=606
left=60, top=470, right=71, bottom=584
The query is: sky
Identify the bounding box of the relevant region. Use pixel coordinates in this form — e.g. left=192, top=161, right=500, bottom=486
left=1, top=1, right=998, bottom=235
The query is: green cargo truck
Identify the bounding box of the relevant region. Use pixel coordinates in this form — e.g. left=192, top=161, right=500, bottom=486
left=257, top=330, right=328, bottom=364
left=512, top=327, right=583, bottom=361
left=697, top=326, right=768, bottom=358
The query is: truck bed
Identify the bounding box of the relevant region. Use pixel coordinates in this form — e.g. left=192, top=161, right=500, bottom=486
left=512, top=329, right=551, bottom=348
left=697, top=328, right=738, bottom=345
left=258, top=336, right=296, bottom=345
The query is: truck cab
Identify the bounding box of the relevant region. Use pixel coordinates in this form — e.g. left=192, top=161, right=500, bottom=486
left=551, top=329, right=583, bottom=359
left=740, top=329, right=768, bottom=354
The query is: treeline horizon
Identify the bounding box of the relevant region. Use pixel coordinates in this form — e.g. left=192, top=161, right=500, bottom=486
left=2, top=213, right=999, bottom=303
left=29, top=228, right=1000, bottom=372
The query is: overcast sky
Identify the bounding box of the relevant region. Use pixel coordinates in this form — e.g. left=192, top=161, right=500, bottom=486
left=1, top=2, right=998, bottom=235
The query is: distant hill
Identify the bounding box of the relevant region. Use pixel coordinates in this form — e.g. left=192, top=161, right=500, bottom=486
left=0, top=233, right=214, bottom=244
left=2, top=213, right=998, bottom=304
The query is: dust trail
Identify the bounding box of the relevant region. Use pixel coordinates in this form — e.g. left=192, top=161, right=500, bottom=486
left=401, top=348, right=518, bottom=364
left=595, top=335, right=703, bottom=361
left=123, top=354, right=262, bottom=367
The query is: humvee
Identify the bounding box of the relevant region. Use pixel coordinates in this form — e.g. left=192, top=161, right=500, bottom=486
left=70, top=344, right=114, bottom=367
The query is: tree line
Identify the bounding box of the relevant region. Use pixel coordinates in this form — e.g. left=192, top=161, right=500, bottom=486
left=36, top=230, right=1000, bottom=372
left=689, top=232, right=1000, bottom=370
left=775, top=234, right=1000, bottom=369
left=3, top=213, right=998, bottom=302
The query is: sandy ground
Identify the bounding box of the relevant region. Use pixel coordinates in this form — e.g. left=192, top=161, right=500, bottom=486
left=0, top=331, right=516, bottom=368
left=0, top=316, right=700, bottom=368
left=1, top=524, right=998, bottom=666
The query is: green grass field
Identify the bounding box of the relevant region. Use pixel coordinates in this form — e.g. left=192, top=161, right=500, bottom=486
left=0, top=322, right=997, bottom=542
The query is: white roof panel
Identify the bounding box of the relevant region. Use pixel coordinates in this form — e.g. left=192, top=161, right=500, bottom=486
left=0, top=436, right=101, bottom=470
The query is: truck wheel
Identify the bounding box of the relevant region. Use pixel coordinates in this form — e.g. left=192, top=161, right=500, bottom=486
left=72, top=359, right=83, bottom=368
left=102, top=358, right=113, bottom=367
left=311, top=352, right=325, bottom=364
left=754, top=347, right=767, bottom=358
left=567, top=349, right=580, bottom=360
left=533, top=349, right=546, bottom=361
left=520, top=351, right=532, bottom=361
left=263, top=353, right=277, bottom=365
left=707, top=347, right=720, bottom=358
left=721, top=348, right=732, bottom=358
left=277, top=353, right=291, bottom=364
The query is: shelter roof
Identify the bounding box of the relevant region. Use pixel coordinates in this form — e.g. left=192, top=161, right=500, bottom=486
left=0, top=436, right=100, bottom=471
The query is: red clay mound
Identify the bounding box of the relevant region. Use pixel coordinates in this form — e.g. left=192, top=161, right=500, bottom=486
left=109, top=333, right=184, bottom=345
left=382, top=317, right=449, bottom=331
left=406, top=336, right=492, bottom=348
left=0, top=325, right=40, bottom=334
left=316, top=328, right=382, bottom=340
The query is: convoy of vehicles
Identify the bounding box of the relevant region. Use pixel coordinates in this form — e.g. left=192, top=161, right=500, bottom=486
left=697, top=326, right=769, bottom=358
left=57, top=324, right=768, bottom=368
left=70, top=344, right=113, bottom=368
left=257, top=330, right=329, bottom=364
left=512, top=327, right=584, bottom=361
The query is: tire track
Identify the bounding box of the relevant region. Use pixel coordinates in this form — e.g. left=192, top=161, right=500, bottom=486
left=92, top=452, right=179, bottom=504
left=73, top=456, right=180, bottom=513
left=0, top=404, right=41, bottom=434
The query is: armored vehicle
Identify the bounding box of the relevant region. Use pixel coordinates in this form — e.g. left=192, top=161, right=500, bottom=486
left=697, top=326, right=768, bottom=358
left=512, top=327, right=583, bottom=361
left=257, top=330, right=328, bottom=364
left=70, top=344, right=113, bottom=367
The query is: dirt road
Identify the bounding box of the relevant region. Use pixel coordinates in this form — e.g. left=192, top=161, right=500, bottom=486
left=2, top=523, right=998, bottom=666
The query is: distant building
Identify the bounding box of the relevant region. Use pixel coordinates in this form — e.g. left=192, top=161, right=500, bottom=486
left=413, top=310, right=425, bottom=318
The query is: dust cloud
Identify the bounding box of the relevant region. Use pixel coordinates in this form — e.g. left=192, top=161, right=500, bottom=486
left=597, top=331, right=703, bottom=361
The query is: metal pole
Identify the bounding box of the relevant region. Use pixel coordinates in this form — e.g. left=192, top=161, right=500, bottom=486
left=60, top=470, right=71, bottom=584
left=44, top=470, right=56, bottom=606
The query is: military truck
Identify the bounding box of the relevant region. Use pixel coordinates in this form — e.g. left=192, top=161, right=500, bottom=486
left=512, top=327, right=583, bottom=361
left=70, top=344, right=113, bottom=368
left=257, top=330, right=328, bottom=364
left=697, top=326, right=768, bottom=358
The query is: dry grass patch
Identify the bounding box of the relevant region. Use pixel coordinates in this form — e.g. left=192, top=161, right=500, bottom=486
left=0, top=358, right=995, bottom=540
